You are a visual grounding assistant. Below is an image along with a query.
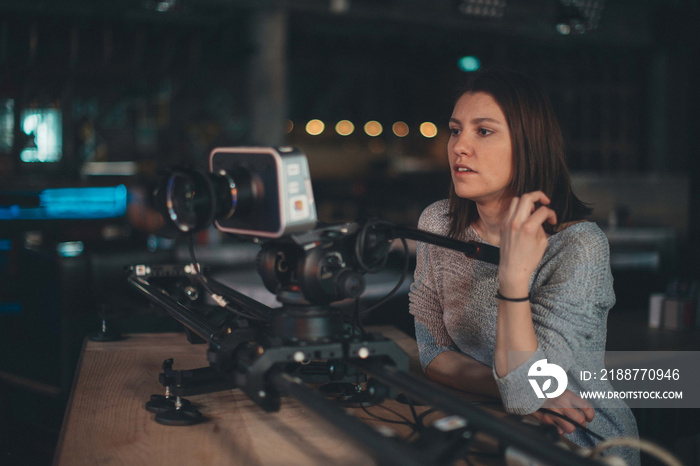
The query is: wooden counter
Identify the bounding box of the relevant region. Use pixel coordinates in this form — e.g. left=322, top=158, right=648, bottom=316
left=53, top=327, right=502, bottom=466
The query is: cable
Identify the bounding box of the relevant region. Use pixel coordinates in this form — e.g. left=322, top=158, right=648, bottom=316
left=588, top=437, right=684, bottom=466
left=352, top=297, right=367, bottom=337
left=355, top=219, right=392, bottom=273
left=361, top=236, right=410, bottom=315
left=359, top=403, right=419, bottom=432
left=416, top=407, right=438, bottom=428
left=407, top=396, right=421, bottom=432
left=538, top=408, right=605, bottom=441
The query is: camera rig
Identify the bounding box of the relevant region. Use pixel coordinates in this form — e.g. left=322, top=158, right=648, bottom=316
left=126, top=147, right=605, bottom=466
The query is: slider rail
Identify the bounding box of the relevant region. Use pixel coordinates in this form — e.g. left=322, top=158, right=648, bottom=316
left=203, top=275, right=274, bottom=320
left=354, top=359, right=604, bottom=466
left=271, top=371, right=431, bottom=466
left=127, top=275, right=221, bottom=344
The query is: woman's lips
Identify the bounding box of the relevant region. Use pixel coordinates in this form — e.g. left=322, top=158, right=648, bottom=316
left=454, top=165, right=476, bottom=174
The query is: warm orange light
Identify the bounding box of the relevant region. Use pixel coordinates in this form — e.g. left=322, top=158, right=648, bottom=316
left=392, top=121, right=409, bottom=137
left=419, top=122, right=438, bottom=138
left=364, top=120, right=383, bottom=137
left=306, top=119, right=325, bottom=136
left=335, top=120, right=355, bottom=136
left=285, top=120, right=294, bottom=134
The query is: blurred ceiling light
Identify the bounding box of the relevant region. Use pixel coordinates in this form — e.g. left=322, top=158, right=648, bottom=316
left=306, top=119, right=325, bottom=136
left=145, top=0, right=179, bottom=13
left=81, top=162, right=138, bottom=177
left=458, top=56, right=481, bottom=72
left=392, top=121, right=409, bottom=137
left=330, top=0, right=350, bottom=14
left=57, top=241, right=84, bottom=258
left=420, top=122, right=438, bottom=138
left=453, top=0, right=506, bottom=19
left=335, top=120, right=355, bottom=136
left=285, top=120, right=294, bottom=134
left=364, top=120, right=383, bottom=137
left=556, top=0, right=606, bottom=35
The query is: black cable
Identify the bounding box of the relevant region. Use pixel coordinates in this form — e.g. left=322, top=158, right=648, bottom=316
left=359, top=403, right=419, bottom=432
left=352, top=297, right=367, bottom=337
left=354, top=219, right=391, bottom=273
left=416, top=407, right=438, bottom=428
left=361, top=236, right=410, bottom=315
left=407, top=396, right=421, bottom=432
left=538, top=408, right=606, bottom=441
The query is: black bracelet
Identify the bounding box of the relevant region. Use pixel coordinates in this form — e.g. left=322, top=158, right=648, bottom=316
left=495, top=290, right=531, bottom=302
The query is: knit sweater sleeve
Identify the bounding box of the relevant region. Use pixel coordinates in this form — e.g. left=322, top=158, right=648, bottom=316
left=408, top=201, right=457, bottom=369
left=494, top=224, right=615, bottom=414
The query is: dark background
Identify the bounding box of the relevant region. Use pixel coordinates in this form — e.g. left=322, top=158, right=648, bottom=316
left=1, top=1, right=699, bottom=465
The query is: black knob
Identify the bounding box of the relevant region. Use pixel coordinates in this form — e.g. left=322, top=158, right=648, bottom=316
left=336, top=270, right=365, bottom=299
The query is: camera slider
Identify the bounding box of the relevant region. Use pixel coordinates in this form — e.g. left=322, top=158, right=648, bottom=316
left=127, top=218, right=603, bottom=466
left=144, top=329, right=409, bottom=414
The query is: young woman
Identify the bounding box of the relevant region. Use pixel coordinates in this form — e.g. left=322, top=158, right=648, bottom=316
left=409, top=68, right=639, bottom=464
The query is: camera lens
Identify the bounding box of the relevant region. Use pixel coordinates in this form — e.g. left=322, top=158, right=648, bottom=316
left=165, top=171, right=216, bottom=233
left=213, top=166, right=259, bottom=222
left=157, top=166, right=262, bottom=235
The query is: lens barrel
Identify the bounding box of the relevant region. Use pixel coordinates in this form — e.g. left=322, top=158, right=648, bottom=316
left=157, top=166, right=258, bottom=235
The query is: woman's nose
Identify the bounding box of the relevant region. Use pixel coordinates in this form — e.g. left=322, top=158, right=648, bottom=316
left=452, top=134, right=473, bottom=157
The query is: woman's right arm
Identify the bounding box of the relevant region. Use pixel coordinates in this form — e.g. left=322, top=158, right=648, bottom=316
left=409, top=202, right=499, bottom=400
left=425, top=350, right=500, bottom=398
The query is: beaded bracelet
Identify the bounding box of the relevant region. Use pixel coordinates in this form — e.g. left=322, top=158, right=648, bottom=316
left=495, top=290, right=531, bottom=302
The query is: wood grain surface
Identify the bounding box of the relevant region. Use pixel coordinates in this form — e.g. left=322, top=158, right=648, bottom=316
left=53, top=328, right=501, bottom=466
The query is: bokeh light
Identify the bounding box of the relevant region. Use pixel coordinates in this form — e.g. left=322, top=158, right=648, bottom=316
left=335, top=120, right=355, bottom=136
left=419, top=122, right=438, bottom=138
left=392, top=121, right=409, bottom=137
left=306, top=119, right=325, bottom=136
left=458, top=56, right=481, bottom=72
left=364, top=120, right=383, bottom=137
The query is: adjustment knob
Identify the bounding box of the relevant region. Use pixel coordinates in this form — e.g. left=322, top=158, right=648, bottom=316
left=336, top=270, right=365, bottom=299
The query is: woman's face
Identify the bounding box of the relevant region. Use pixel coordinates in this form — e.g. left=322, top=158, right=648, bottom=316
left=448, top=91, right=513, bottom=209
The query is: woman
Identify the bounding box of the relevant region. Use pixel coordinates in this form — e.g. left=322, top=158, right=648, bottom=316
left=409, top=68, right=639, bottom=464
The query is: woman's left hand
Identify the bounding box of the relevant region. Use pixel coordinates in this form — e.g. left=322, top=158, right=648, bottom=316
left=498, top=191, right=557, bottom=295
left=532, top=389, right=596, bottom=435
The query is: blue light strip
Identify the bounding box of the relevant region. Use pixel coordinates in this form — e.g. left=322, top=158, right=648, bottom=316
left=0, top=302, right=22, bottom=315
left=0, top=185, right=127, bottom=220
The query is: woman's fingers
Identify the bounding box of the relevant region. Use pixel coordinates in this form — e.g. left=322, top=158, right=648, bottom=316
left=505, top=192, right=556, bottom=230
left=535, top=389, right=596, bottom=435
left=571, top=398, right=596, bottom=422
left=561, top=389, right=595, bottom=422
left=529, top=205, right=558, bottom=228
left=532, top=411, right=575, bottom=434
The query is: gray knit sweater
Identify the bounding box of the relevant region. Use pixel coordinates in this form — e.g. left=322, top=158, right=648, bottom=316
left=409, top=200, right=639, bottom=465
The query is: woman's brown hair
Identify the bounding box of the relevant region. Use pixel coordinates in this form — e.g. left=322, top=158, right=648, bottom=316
left=447, top=68, right=591, bottom=238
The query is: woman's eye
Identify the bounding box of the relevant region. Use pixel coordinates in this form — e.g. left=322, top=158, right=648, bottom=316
left=477, top=128, right=493, bottom=136
left=449, top=127, right=461, bottom=136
